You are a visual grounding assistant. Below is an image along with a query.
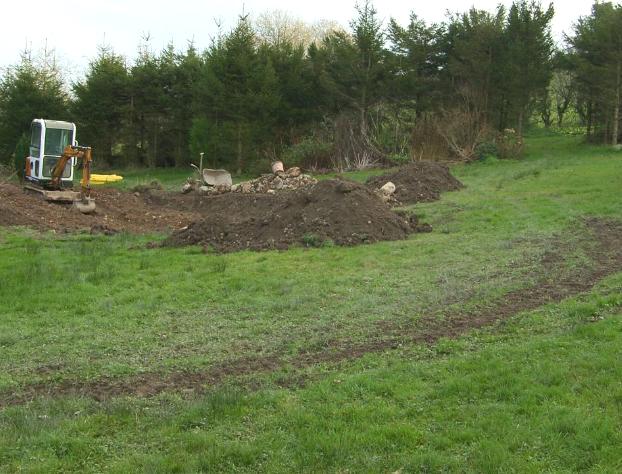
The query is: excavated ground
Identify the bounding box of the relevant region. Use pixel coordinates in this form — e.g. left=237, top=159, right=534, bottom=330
left=1, top=180, right=422, bottom=250
left=366, top=161, right=464, bottom=204
left=1, top=161, right=461, bottom=249
left=0, top=183, right=199, bottom=234
left=163, top=179, right=422, bottom=252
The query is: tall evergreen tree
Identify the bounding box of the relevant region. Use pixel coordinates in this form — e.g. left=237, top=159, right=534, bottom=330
left=170, top=44, right=203, bottom=166
left=130, top=40, right=164, bottom=167
left=197, top=16, right=280, bottom=172
left=568, top=2, right=622, bottom=144
left=443, top=7, right=507, bottom=127
left=73, top=46, right=130, bottom=165
left=0, top=49, right=69, bottom=163
left=388, top=14, right=444, bottom=117
left=316, top=1, right=388, bottom=137
left=504, top=1, right=555, bottom=136
left=262, top=40, right=320, bottom=144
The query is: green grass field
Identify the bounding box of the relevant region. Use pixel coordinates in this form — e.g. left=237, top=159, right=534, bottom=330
left=1, top=134, right=622, bottom=472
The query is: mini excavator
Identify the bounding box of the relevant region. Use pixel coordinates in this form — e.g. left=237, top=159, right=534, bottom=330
left=23, top=119, right=96, bottom=214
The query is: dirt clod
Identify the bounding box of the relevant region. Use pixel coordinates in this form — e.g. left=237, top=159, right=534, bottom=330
left=367, top=161, right=464, bottom=205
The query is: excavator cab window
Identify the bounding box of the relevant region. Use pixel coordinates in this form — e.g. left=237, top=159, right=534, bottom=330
left=30, top=122, right=42, bottom=158
left=44, top=128, right=73, bottom=156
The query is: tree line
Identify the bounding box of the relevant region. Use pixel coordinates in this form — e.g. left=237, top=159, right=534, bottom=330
left=1, top=1, right=621, bottom=173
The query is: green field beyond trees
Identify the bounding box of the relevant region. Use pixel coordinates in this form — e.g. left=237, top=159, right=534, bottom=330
left=1, top=133, right=622, bottom=472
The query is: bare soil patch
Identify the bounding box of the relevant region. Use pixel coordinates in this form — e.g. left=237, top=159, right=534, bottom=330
left=2, top=217, right=621, bottom=407
left=163, top=179, right=419, bottom=252
left=366, top=161, right=464, bottom=204
left=0, top=183, right=199, bottom=233
left=1, top=166, right=458, bottom=251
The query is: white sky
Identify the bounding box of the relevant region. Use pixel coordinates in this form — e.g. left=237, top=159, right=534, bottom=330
left=1, top=0, right=596, bottom=80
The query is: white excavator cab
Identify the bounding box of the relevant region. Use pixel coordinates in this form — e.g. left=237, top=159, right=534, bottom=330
left=26, top=119, right=77, bottom=186
left=23, top=119, right=96, bottom=214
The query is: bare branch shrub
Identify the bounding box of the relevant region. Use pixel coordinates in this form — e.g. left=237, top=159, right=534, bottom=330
left=435, top=108, right=492, bottom=162
left=329, top=114, right=387, bottom=171
left=496, top=128, right=524, bottom=159
left=411, top=114, right=449, bottom=161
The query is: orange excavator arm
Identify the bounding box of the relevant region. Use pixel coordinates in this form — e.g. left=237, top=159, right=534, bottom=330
left=50, top=145, right=93, bottom=198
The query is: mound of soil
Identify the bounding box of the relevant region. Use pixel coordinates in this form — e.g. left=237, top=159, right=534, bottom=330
left=0, top=183, right=199, bottom=233
left=164, top=179, right=418, bottom=252
left=366, top=161, right=463, bottom=204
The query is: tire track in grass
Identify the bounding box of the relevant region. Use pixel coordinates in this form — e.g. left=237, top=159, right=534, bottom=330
left=2, top=218, right=621, bottom=407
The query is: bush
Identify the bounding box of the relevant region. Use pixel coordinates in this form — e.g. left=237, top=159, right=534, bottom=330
left=387, top=153, right=411, bottom=165
left=13, top=133, right=29, bottom=180
left=246, top=157, right=272, bottom=176
left=281, top=137, right=332, bottom=169
left=411, top=114, right=450, bottom=161
left=302, top=233, right=323, bottom=248
left=474, top=141, right=499, bottom=160
left=496, top=129, right=524, bottom=159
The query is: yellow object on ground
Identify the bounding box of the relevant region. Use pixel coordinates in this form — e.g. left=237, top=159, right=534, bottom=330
left=90, top=174, right=123, bottom=184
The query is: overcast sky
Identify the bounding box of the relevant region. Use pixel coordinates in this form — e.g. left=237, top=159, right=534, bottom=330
left=1, top=0, right=595, bottom=79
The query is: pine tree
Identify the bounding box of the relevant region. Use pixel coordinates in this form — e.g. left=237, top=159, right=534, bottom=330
left=0, top=48, right=69, bottom=163
left=73, top=46, right=130, bottom=165
left=130, top=39, right=164, bottom=167
left=504, top=1, right=555, bottom=136
left=388, top=14, right=444, bottom=117
left=568, top=2, right=622, bottom=144
left=443, top=7, right=507, bottom=127
left=316, top=1, right=387, bottom=138
left=198, top=16, right=280, bottom=172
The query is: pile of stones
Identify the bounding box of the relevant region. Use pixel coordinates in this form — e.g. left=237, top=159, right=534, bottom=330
left=231, top=167, right=317, bottom=194
left=191, top=167, right=317, bottom=196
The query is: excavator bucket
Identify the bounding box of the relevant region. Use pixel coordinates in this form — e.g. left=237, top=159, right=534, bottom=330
left=202, top=169, right=232, bottom=187
left=74, top=197, right=96, bottom=214
left=24, top=185, right=79, bottom=202
left=24, top=185, right=96, bottom=214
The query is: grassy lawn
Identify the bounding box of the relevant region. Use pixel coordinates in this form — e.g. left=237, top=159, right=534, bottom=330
left=1, top=133, right=622, bottom=472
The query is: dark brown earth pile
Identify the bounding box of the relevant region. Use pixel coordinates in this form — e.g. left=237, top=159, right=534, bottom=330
left=164, top=179, right=420, bottom=252
left=366, top=161, right=463, bottom=204
left=0, top=183, right=199, bottom=233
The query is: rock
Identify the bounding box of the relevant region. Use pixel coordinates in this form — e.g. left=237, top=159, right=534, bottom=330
left=215, top=184, right=231, bottom=194
left=181, top=183, right=194, bottom=194
left=234, top=171, right=317, bottom=195
left=271, top=160, right=284, bottom=174
left=231, top=184, right=240, bottom=192
left=286, top=167, right=302, bottom=178
left=380, top=181, right=396, bottom=195
left=199, top=186, right=210, bottom=194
